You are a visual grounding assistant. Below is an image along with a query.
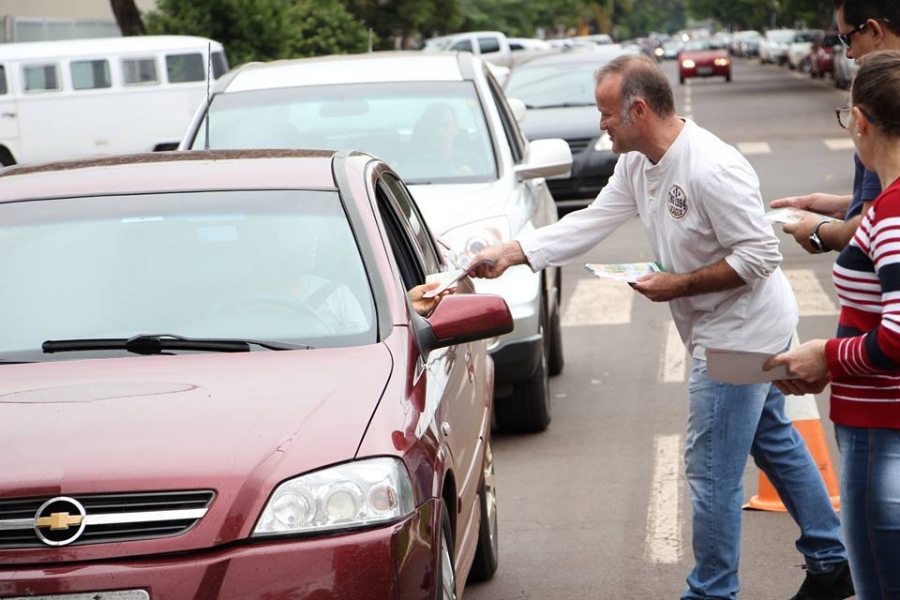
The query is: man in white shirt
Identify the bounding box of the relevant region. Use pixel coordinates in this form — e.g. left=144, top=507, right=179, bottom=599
left=469, top=54, right=851, bottom=600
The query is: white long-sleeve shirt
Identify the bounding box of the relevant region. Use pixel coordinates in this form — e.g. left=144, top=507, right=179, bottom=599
left=520, top=118, right=798, bottom=358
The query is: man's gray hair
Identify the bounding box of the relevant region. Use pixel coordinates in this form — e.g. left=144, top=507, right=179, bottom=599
left=594, top=54, right=676, bottom=122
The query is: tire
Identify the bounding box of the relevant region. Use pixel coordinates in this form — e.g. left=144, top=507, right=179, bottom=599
left=725, top=72, right=732, bottom=83
left=438, top=502, right=458, bottom=600
left=468, top=438, right=499, bottom=582
left=547, top=269, right=565, bottom=377
left=679, top=76, right=685, bottom=85
left=495, top=298, right=551, bottom=433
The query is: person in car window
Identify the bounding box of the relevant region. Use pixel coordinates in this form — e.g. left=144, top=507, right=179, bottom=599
left=467, top=53, right=852, bottom=600
left=409, top=102, right=476, bottom=176
left=767, top=50, right=900, bottom=599
left=770, top=0, right=900, bottom=254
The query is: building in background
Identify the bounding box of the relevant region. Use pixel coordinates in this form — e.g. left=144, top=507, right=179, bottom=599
left=2, top=0, right=157, bottom=42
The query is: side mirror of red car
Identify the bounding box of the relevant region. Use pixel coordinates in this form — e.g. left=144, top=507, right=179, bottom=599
left=416, top=293, right=513, bottom=354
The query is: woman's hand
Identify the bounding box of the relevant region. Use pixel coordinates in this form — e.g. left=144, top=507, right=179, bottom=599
left=409, top=281, right=449, bottom=317
left=764, top=339, right=830, bottom=394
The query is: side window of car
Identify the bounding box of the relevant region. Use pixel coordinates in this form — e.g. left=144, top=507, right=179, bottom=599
left=380, top=174, right=443, bottom=274
left=478, top=37, right=501, bottom=54
left=484, top=69, right=525, bottom=163
left=375, top=179, right=426, bottom=290
left=450, top=39, right=474, bottom=52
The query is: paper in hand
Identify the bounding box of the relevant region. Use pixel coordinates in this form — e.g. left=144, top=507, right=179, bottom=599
left=706, top=348, right=799, bottom=385
left=423, top=258, right=497, bottom=298
left=584, top=262, right=663, bottom=283
left=763, top=208, right=843, bottom=225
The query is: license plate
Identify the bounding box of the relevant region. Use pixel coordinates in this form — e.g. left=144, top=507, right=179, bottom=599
left=697, top=66, right=713, bottom=75
left=7, top=592, right=148, bottom=600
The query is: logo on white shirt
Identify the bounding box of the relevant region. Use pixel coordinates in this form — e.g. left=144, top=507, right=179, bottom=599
left=667, top=185, right=688, bottom=220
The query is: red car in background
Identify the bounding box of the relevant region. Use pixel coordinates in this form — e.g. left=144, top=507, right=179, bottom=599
left=810, top=32, right=842, bottom=79
left=678, top=40, right=732, bottom=84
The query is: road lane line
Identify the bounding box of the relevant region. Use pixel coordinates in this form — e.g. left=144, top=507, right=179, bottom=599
left=737, top=142, right=771, bottom=155
left=660, top=320, right=687, bottom=383
left=824, top=138, right=855, bottom=150
left=783, top=268, right=839, bottom=316
left=561, top=278, right=634, bottom=326
left=646, top=434, right=683, bottom=565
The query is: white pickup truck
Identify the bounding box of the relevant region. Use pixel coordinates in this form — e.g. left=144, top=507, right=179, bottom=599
left=423, top=30, right=513, bottom=69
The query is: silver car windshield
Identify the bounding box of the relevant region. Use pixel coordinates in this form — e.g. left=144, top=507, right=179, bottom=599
left=192, top=81, right=497, bottom=184
left=504, top=62, right=599, bottom=107
left=0, top=190, right=377, bottom=359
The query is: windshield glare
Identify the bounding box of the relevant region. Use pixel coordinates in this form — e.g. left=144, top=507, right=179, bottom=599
left=504, top=62, right=599, bottom=107
left=0, top=190, right=377, bottom=359
left=193, top=81, right=497, bottom=184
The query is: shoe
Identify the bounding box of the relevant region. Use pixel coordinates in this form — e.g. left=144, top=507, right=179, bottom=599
left=789, top=561, right=855, bottom=600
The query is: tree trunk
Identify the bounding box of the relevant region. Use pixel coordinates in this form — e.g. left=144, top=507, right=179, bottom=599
left=110, top=0, right=147, bottom=36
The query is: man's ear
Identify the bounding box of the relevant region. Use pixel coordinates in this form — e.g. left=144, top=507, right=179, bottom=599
left=631, top=98, right=648, bottom=120
left=869, top=18, right=888, bottom=46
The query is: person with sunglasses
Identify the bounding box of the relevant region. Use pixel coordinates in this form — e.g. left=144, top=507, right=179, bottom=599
left=767, top=49, right=900, bottom=600
left=770, top=0, right=900, bottom=257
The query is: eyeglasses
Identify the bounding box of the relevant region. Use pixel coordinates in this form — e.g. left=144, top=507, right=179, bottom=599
left=835, top=106, right=881, bottom=129
left=838, top=18, right=891, bottom=46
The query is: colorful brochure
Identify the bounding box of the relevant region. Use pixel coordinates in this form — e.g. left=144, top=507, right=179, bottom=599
left=584, top=262, right=663, bottom=283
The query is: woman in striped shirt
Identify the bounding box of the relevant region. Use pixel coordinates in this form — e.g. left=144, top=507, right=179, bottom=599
left=768, top=49, right=900, bottom=599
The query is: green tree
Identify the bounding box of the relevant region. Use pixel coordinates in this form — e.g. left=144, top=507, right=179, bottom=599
left=146, top=0, right=368, bottom=66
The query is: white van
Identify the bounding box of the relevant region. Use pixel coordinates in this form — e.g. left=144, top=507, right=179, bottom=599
left=0, top=35, right=228, bottom=166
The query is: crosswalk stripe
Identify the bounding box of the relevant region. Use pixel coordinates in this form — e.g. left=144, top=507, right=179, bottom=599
left=661, top=321, right=687, bottom=383
left=646, top=434, right=683, bottom=564
left=737, top=142, right=771, bottom=155
left=561, top=278, right=634, bottom=326
left=824, top=138, right=855, bottom=150
left=783, top=268, right=839, bottom=315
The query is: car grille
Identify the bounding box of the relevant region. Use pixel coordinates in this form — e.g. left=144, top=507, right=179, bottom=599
left=0, top=490, right=215, bottom=548
left=565, top=138, right=592, bottom=155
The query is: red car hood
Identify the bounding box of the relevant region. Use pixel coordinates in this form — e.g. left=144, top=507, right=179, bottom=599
left=0, top=345, right=393, bottom=497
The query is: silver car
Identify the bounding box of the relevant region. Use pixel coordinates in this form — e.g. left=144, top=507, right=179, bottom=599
left=179, top=51, right=573, bottom=433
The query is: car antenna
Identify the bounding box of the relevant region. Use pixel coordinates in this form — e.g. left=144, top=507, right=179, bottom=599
left=204, top=41, right=212, bottom=151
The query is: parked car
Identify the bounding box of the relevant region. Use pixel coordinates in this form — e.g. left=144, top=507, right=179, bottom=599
left=832, top=48, right=859, bottom=89
left=678, top=40, right=732, bottom=84
left=422, top=31, right=513, bottom=68
left=504, top=47, right=626, bottom=211
left=0, top=148, right=514, bottom=598
left=810, top=32, right=841, bottom=78
left=759, top=28, right=796, bottom=64
left=785, top=30, right=822, bottom=72
left=180, top=51, right=572, bottom=433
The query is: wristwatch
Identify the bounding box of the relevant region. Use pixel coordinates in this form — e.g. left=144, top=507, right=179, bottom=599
left=809, top=220, right=832, bottom=253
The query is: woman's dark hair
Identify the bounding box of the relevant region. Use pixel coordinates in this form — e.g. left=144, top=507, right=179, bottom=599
left=594, top=54, right=675, bottom=121
left=851, top=49, right=900, bottom=136
left=834, top=0, right=900, bottom=37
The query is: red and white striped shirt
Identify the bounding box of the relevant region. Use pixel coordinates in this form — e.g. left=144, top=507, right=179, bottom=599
left=826, top=177, right=900, bottom=429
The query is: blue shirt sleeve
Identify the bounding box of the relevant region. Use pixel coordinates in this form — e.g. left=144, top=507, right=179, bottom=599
left=846, top=154, right=882, bottom=219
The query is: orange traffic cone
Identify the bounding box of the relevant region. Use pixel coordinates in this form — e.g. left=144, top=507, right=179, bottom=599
left=744, top=386, right=841, bottom=512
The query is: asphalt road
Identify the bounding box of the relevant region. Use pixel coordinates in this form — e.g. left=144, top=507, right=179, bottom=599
left=465, top=56, right=856, bottom=600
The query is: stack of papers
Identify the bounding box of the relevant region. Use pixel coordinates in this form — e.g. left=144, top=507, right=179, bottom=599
left=706, top=348, right=799, bottom=384
left=584, top=262, right=663, bottom=283
left=764, top=208, right=844, bottom=225
left=424, top=258, right=496, bottom=298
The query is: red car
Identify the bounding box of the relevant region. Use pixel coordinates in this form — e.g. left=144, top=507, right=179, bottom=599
left=810, top=32, right=842, bottom=79
left=0, top=149, right=512, bottom=599
left=678, top=40, right=732, bottom=84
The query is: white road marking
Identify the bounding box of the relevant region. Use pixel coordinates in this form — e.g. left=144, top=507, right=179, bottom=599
left=824, top=138, right=855, bottom=150
left=737, top=142, right=771, bottom=155
left=783, top=268, right=839, bottom=316
left=646, top=434, right=683, bottom=565
left=660, top=320, right=687, bottom=383
left=561, top=278, right=634, bottom=326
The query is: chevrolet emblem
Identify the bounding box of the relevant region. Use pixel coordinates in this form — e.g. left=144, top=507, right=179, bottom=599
left=33, top=496, right=88, bottom=546
left=36, top=511, right=84, bottom=530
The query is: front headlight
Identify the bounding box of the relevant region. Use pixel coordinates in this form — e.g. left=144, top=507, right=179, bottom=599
left=441, top=216, right=511, bottom=267
left=714, top=58, right=730, bottom=66
left=593, top=131, right=614, bottom=152
left=252, top=457, right=415, bottom=537
left=681, top=59, right=696, bottom=68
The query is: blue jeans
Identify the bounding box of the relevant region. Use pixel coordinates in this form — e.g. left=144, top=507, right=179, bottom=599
left=680, top=359, right=847, bottom=600
left=835, top=424, right=900, bottom=599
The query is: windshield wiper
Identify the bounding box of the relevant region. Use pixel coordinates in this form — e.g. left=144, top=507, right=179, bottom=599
left=41, top=334, right=309, bottom=355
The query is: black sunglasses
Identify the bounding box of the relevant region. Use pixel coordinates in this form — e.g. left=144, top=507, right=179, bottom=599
left=838, top=18, right=891, bottom=46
